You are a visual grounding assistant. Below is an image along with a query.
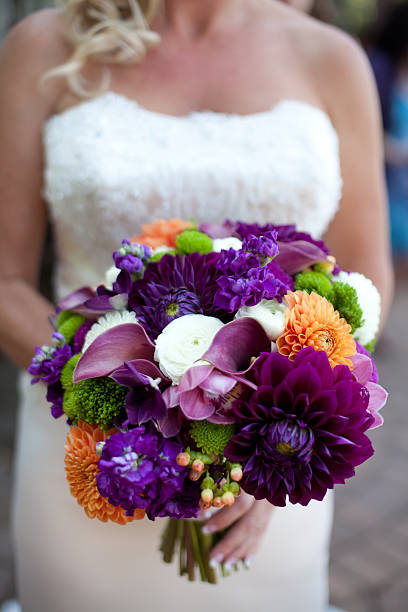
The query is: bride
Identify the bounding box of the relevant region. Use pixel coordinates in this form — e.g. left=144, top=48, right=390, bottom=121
left=0, top=1, right=393, bottom=611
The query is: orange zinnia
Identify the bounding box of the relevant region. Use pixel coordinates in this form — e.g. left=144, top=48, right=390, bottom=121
left=65, top=421, right=145, bottom=524
left=132, top=218, right=193, bottom=249
left=276, top=290, right=356, bottom=369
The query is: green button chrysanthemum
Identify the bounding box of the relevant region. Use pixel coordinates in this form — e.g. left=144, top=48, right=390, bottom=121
left=190, top=420, right=235, bottom=456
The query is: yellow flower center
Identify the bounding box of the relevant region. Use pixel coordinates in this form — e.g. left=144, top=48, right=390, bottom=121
left=311, top=329, right=335, bottom=354
left=276, top=442, right=296, bottom=456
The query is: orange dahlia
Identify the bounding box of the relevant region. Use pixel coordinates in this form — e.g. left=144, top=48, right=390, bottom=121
left=132, top=218, right=193, bottom=249
left=276, top=290, right=356, bottom=369
left=64, top=421, right=145, bottom=524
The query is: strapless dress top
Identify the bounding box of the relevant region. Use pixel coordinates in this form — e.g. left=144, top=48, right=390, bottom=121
left=42, top=92, right=342, bottom=299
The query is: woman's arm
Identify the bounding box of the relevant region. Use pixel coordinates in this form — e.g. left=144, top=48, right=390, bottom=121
left=0, top=10, right=68, bottom=368
left=320, top=30, right=394, bottom=329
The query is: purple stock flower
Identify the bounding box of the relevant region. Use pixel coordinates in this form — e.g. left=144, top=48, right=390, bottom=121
left=224, top=347, right=375, bottom=507
left=214, top=249, right=293, bottom=312
left=28, top=342, right=72, bottom=385
left=110, top=361, right=168, bottom=425
left=129, top=252, right=229, bottom=338
left=28, top=338, right=72, bottom=419
left=96, top=425, right=199, bottom=520
left=236, top=222, right=329, bottom=255
left=243, top=231, right=279, bottom=259
left=113, top=240, right=151, bottom=276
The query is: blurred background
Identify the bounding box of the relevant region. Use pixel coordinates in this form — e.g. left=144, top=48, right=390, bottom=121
left=0, top=1, right=408, bottom=611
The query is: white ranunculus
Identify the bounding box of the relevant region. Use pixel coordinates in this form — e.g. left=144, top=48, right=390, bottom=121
left=83, top=310, right=139, bottom=352
left=154, top=314, right=224, bottom=384
left=336, top=271, right=381, bottom=346
left=235, top=299, right=287, bottom=341
left=104, top=265, right=120, bottom=290
left=212, top=237, right=243, bottom=252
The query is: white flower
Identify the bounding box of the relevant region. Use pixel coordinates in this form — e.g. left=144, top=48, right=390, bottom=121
left=154, top=314, right=224, bottom=384
left=104, top=265, right=120, bottom=290
left=83, top=310, right=139, bottom=352
left=235, top=299, right=287, bottom=341
left=212, top=237, right=243, bottom=252
left=336, top=271, right=381, bottom=345
left=152, top=245, right=173, bottom=255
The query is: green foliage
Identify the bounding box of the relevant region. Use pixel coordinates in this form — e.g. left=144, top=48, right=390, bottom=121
left=364, top=338, right=376, bottom=355
left=60, top=354, right=81, bottom=391
left=57, top=310, right=86, bottom=344
left=294, top=271, right=333, bottom=300
left=71, top=377, right=127, bottom=430
left=176, top=229, right=213, bottom=255
left=190, top=421, right=235, bottom=456
left=331, top=281, right=364, bottom=333
left=149, top=249, right=176, bottom=262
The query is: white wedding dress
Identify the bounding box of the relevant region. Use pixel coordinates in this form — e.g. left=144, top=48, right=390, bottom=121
left=12, top=92, right=342, bottom=612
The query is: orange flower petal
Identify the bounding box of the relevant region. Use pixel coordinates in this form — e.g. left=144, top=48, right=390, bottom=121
left=132, top=218, right=193, bottom=249
left=277, top=290, right=356, bottom=368
left=65, top=421, right=145, bottom=525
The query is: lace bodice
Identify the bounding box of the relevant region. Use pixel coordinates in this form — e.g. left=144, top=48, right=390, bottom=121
left=43, top=92, right=342, bottom=299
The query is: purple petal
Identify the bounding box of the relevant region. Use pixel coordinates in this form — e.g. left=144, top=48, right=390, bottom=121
left=58, top=287, right=104, bottom=318
left=200, top=370, right=237, bottom=395
left=158, top=407, right=183, bottom=437
left=202, top=318, right=270, bottom=373
left=179, top=388, right=215, bottom=420
left=163, top=385, right=180, bottom=409
left=111, top=359, right=166, bottom=385
left=177, top=365, right=214, bottom=394
left=350, top=353, right=373, bottom=385
left=365, top=382, right=388, bottom=429
left=73, top=324, right=155, bottom=382
left=275, top=240, right=328, bottom=275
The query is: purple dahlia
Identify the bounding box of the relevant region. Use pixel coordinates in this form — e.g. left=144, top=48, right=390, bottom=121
left=224, top=347, right=374, bottom=506
left=129, top=252, right=229, bottom=338
left=97, top=425, right=199, bottom=520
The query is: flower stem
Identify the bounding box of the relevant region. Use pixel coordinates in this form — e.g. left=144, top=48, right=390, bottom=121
left=163, top=518, right=178, bottom=564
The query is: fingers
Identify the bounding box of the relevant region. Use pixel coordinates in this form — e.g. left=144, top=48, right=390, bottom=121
left=209, top=499, right=274, bottom=567
left=203, top=491, right=254, bottom=534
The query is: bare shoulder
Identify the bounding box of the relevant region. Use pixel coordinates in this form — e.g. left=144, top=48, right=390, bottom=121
left=0, top=9, right=69, bottom=103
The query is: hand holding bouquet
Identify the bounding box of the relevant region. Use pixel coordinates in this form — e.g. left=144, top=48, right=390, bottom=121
left=29, top=219, right=387, bottom=582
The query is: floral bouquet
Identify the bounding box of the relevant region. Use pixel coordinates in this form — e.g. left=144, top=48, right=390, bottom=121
left=29, top=218, right=388, bottom=583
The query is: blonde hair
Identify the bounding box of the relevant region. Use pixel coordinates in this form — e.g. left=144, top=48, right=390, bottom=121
left=45, top=0, right=162, bottom=97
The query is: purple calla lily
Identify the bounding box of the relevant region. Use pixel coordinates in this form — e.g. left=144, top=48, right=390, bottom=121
left=160, top=318, right=270, bottom=427
left=350, top=352, right=388, bottom=429
left=275, top=240, right=328, bottom=275
left=111, top=361, right=167, bottom=425
left=73, top=323, right=155, bottom=382
left=58, top=287, right=103, bottom=318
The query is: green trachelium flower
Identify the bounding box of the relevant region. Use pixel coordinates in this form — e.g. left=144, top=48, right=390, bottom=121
left=60, top=354, right=81, bottom=420
left=149, top=249, right=176, bottom=262
left=331, top=281, right=364, bottom=334
left=71, top=377, right=128, bottom=430
left=364, top=338, right=376, bottom=354
left=57, top=310, right=86, bottom=344
left=176, top=229, right=213, bottom=255
left=190, top=421, right=235, bottom=456
left=294, top=271, right=333, bottom=300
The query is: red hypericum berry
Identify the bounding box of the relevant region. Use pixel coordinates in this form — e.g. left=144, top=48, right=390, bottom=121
left=199, top=499, right=212, bottom=510
left=176, top=452, right=190, bottom=467
left=222, top=491, right=235, bottom=506
left=230, top=467, right=243, bottom=482
left=212, top=496, right=224, bottom=508
left=192, top=459, right=205, bottom=473
left=189, top=469, right=202, bottom=481
left=201, top=488, right=214, bottom=504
